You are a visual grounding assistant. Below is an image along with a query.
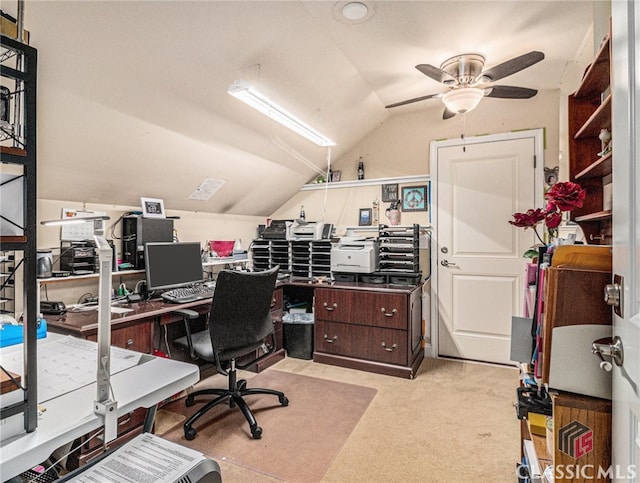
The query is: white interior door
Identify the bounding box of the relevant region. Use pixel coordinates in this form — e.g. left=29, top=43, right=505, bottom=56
left=611, top=3, right=640, bottom=478
left=431, top=130, right=542, bottom=364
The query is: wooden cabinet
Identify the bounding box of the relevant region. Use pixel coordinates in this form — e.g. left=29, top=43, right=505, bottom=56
left=518, top=391, right=612, bottom=482
left=552, top=392, right=611, bottom=482
left=313, top=285, right=423, bottom=379
left=568, top=27, right=612, bottom=244
left=86, top=321, right=153, bottom=354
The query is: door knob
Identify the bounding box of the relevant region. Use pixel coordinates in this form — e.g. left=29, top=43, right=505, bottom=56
left=604, top=274, right=624, bottom=317
left=604, top=284, right=621, bottom=307
left=440, top=260, right=457, bottom=267
left=592, top=336, right=624, bottom=371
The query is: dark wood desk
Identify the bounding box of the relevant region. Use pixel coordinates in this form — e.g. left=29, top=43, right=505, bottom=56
left=46, top=290, right=285, bottom=368
left=46, top=280, right=424, bottom=379
left=44, top=299, right=210, bottom=353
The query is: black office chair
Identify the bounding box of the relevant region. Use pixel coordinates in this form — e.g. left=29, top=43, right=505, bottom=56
left=173, top=266, right=288, bottom=440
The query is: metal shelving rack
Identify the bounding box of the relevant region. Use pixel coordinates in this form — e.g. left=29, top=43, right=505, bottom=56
left=1, top=32, right=38, bottom=433
left=0, top=251, right=16, bottom=314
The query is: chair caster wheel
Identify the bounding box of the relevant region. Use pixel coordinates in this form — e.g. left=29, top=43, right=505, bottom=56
left=185, top=395, right=195, bottom=407
left=184, top=427, right=197, bottom=441
left=251, top=425, right=263, bottom=439
left=238, top=379, right=247, bottom=391
left=280, top=395, right=289, bottom=407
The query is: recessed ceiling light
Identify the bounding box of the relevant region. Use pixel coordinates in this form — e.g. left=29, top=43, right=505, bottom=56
left=332, top=1, right=376, bottom=24
left=342, top=2, right=368, bottom=20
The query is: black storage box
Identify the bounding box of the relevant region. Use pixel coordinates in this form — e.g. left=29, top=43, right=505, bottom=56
left=283, top=313, right=314, bottom=360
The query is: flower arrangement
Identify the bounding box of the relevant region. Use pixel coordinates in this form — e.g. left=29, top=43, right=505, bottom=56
left=509, top=181, right=586, bottom=248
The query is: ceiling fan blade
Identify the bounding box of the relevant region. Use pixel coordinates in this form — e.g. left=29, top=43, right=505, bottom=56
left=485, top=85, right=538, bottom=99
left=480, top=51, right=544, bottom=82
left=385, top=92, right=441, bottom=109
left=442, top=108, right=456, bottom=120
left=415, top=64, right=456, bottom=85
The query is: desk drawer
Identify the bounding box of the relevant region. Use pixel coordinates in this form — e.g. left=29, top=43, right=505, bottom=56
left=88, top=322, right=152, bottom=353
left=315, top=288, right=407, bottom=330
left=315, top=320, right=407, bottom=366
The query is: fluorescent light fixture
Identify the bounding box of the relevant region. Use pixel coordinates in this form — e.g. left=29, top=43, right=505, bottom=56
left=40, top=215, right=110, bottom=226
left=228, top=81, right=335, bottom=147
left=442, top=87, right=484, bottom=114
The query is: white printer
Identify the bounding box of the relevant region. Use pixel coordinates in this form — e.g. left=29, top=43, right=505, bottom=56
left=286, top=220, right=329, bottom=241
left=330, top=237, right=378, bottom=274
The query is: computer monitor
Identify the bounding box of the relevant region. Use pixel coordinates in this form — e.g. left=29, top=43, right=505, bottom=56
left=144, top=242, right=204, bottom=291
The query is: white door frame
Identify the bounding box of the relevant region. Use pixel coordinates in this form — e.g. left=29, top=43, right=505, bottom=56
left=427, top=129, right=545, bottom=359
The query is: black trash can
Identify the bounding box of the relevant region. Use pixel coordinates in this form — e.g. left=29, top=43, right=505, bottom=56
left=282, top=312, right=314, bottom=360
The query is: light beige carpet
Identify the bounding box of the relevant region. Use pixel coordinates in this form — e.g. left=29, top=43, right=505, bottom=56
left=157, top=369, right=378, bottom=482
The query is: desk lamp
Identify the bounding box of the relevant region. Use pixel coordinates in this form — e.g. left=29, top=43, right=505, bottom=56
left=40, top=215, right=118, bottom=442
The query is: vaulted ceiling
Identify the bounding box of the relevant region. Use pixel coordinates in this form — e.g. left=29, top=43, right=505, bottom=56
left=22, top=1, right=596, bottom=216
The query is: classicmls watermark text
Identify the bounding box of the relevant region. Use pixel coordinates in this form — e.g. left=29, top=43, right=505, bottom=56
left=516, top=465, right=637, bottom=480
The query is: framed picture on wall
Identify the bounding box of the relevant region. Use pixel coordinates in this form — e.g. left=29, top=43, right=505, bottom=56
left=401, top=185, right=428, bottom=212
left=381, top=183, right=399, bottom=202
left=359, top=208, right=372, bottom=226
left=141, top=197, right=166, bottom=218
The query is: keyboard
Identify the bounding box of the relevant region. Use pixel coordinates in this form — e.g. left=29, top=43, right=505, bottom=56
left=161, top=283, right=215, bottom=304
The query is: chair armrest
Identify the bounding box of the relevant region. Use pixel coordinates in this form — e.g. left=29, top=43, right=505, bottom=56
left=174, top=309, right=200, bottom=360
left=173, top=308, right=200, bottom=320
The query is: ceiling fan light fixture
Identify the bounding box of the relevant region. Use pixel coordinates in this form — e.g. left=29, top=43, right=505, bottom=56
left=228, top=80, right=335, bottom=147
left=442, top=87, right=484, bottom=115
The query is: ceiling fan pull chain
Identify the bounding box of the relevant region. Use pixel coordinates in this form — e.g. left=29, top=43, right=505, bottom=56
left=460, top=115, right=467, bottom=152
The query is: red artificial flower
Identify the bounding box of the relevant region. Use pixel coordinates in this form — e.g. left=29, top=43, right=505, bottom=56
left=544, top=209, right=562, bottom=229
left=509, top=208, right=546, bottom=228
left=545, top=181, right=586, bottom=212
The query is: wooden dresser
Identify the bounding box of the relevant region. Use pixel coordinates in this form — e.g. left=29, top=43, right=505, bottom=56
left=313, top=283, right=423, bottom=379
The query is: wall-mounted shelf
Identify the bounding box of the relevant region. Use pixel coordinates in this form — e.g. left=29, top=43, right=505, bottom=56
left=568, top=28, right=612, bottom=245
left=300, top=175, right=430, bottom=191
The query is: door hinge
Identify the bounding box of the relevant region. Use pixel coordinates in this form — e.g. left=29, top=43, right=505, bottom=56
left=533, top=154, right=536, bottom=169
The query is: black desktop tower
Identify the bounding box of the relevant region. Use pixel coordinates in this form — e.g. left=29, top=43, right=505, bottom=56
left=122, top=216, right=174, bottom=269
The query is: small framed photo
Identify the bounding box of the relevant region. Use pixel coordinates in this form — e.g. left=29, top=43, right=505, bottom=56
left=331, top=170, right=342, bottom=182
left=401, top=185, right=428, bottom=212
left=381, top=183, right=399, bottom=202
left=359, top=208, right=372, bottom=226
left=141, top=197, right=166, bottom=218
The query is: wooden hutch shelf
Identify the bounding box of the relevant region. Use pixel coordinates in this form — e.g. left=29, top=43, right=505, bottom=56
left=568, top=29, right=612, bottom=245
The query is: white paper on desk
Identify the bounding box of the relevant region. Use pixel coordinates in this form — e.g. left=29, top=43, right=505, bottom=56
left=110, top=306, right=134, bottom=314
left=72, top=433, right=206, bottom=483
left=0, top=336, right=142, bottom=402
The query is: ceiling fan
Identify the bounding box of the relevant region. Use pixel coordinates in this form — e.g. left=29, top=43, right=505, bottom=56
left=385, top=51, right=545, bottom=119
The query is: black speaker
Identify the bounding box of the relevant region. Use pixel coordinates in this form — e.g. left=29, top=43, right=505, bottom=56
left=122, top=216, right=174, bottom=269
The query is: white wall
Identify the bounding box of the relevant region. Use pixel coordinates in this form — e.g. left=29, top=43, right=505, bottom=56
left=35, top=89, right=561, bottom=307
left=272, top=89, right=561, bottom=232
left=38, top=199, right=264, bottom=256
left=36, top=199, right=264, bottom=305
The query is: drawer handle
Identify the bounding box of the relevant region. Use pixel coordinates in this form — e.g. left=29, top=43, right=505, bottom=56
left=126, top=338, right=134, bottom=347
left=118, top=415, right=132, bottom=427
left=324, top=334, right=338, bottom=343
left=323, top=302, right=338, bottom=311
left=381, top=308, right=397, bottom=317
left=381, top=342, right=398, bottom=352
